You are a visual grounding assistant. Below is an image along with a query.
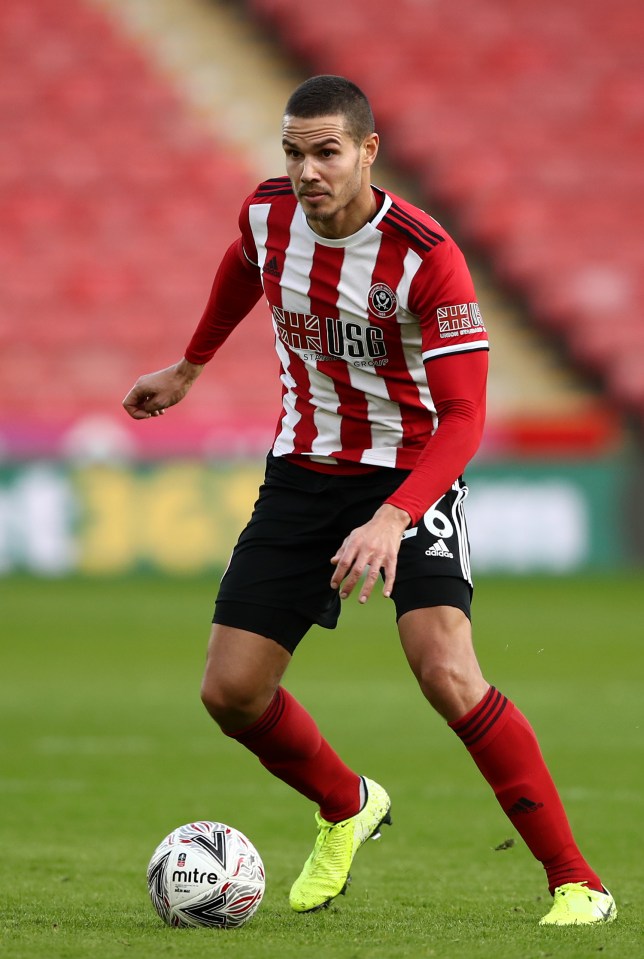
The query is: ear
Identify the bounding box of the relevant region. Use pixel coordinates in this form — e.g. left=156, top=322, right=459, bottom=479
left=362, top=132, right=379, bottom=168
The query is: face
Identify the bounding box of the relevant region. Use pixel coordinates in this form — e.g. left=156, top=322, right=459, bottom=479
left=282, top=113, right=378, bottom=238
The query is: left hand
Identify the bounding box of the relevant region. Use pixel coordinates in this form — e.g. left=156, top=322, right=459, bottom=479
left=330, top=504, right=411, bottom=604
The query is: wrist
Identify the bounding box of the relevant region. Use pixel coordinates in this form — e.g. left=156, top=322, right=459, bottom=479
left=176, top=357, right=204, bottom=382
left=376, top=502, right=411, bottom=532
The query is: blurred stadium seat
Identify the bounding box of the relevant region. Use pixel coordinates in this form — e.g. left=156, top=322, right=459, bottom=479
left=0, top=0, right=277, bottom=457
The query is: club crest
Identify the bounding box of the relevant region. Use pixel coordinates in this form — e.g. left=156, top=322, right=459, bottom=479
left=368, top=283, right=398, bottom=319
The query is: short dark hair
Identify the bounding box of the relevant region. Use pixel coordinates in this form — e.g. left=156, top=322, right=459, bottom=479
left=284, top=75, right=375, bottom=144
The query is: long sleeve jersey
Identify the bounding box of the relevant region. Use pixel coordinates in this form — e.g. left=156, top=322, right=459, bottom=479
left=185, top=179, right=488, bottom=526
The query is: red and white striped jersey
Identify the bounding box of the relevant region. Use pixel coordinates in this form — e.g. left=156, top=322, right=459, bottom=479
left=185, top=177, right=489, bottom=521
left=235, top=177, right=488, bottom=470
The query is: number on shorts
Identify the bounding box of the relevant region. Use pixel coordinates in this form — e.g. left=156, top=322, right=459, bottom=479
left=422, top=504, right=454, bottom=539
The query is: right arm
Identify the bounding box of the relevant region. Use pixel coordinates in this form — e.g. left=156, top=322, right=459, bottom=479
left=122, top=357, right=204, bottom=419
left=184, top=237, right=263, bottom=366
left=122, top=237, right=263, bottom=419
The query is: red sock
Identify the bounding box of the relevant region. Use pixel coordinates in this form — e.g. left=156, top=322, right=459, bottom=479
left=449, top=687, right=602, bottom=893
left=227, top=686, right=361, bottom=822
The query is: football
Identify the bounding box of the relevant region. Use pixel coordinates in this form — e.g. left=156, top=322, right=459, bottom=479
left=146, top=820, right=265, bottom=929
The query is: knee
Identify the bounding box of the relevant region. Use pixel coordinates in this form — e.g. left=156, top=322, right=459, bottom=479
left=200, top=671, right=270, bottom=733
left=199, top=672, right=232, bottom=724
left=200, top=625, right=291, bottom=733
left=417, top=661, right=479, bottom=717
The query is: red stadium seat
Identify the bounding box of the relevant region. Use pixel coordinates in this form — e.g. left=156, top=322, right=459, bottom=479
left=0, top=0, right=269, bottom=451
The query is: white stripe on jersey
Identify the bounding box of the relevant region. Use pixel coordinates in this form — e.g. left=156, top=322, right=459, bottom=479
left=280, top=208, right=316, bottom=310
left=348, top=363, right=400, bottom=467
left=248, top=204, right=270, bottom=270
left=399, top=248, right=437, bottom=418
left=336, top=220, right=383, bottom=318
left=422, top=339, right=490, bottom=362
left=310, top=374, right=342, bottom=455
left=275, top=207, right=346, bottom=456
left=273, top=337, right=300, bottom=455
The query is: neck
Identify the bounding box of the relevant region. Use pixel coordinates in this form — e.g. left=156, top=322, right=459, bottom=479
left=307, top=187, right=377, bottom=240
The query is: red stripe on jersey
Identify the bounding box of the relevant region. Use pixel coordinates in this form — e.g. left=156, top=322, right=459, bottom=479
left=369, top=233, right=435, bottom=466
left=306, top=244, right=373, bottom=457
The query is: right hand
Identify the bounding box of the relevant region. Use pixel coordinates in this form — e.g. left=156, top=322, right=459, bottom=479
left=122, top=358, right=203, bottom=420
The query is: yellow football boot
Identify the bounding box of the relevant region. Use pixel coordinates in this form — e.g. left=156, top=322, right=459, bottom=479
left=289, top=777, right=391, bottom=912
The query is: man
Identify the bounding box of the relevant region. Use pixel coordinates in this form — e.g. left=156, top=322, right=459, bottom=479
left=123, top=75, right=615, bottom=926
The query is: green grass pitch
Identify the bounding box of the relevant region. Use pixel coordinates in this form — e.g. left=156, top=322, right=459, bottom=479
left=1, top=573, right=642, bottom=958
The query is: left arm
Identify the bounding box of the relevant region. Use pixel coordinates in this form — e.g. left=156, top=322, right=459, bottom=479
left=330, top=349, right=487, bottom=602
left=385, top=349, right=487, bottom=525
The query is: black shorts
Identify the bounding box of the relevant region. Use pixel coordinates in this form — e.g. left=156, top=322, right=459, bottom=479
left=213, top=453, right=473, bottom=653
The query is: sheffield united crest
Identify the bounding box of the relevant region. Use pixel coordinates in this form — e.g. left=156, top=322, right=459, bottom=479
left=368, top=283, right=398, bottom=319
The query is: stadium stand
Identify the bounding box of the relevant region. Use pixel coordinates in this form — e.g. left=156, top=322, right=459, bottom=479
left=0, top=0, right=636, bottom=459
left=0, top=0, right=278, bottom=457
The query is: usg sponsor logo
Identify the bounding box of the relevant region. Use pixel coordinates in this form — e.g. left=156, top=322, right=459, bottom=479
left=274, top=308, right=388, bottom=363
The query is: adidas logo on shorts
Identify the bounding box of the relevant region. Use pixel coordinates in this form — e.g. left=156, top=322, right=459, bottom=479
left=425, top=539, right=454, bottom=559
